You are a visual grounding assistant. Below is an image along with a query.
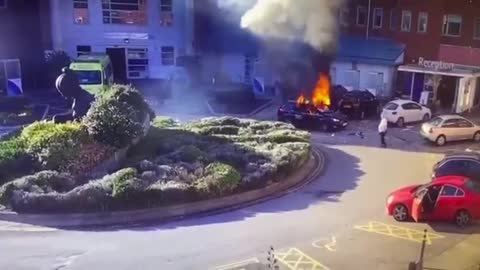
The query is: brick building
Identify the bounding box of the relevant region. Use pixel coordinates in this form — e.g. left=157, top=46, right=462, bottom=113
left=344, top=0, right=480, bottom=113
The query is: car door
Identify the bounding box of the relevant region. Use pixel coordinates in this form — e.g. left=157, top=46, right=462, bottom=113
left=432, top=185, right=463, bottom=221
left=464, top=179, right=480, bottom=218
left=400, top=103, right=412, bottom=123
left=408, top=102, right=423, bottom=122
left=411, top=188, right=427, bottom=222
left=440, top=119, right=461, bottom=141
left=457, top=118, right=476, bottom=140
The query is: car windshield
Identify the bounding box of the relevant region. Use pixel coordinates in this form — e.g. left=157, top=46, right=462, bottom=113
left=429, top=117, right=443, bottom=126
left=74, top=70, right=102, bottom=85
left=384, top=102, right=399, bottom=110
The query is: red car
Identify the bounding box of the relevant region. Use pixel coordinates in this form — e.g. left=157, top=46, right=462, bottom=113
left=386, top=176, right=480, bottom=227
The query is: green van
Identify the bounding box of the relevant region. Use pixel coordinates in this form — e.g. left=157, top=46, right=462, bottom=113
left=69, top=53, right=114, bottom=95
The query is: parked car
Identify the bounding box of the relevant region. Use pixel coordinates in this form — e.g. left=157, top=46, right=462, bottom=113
left=420, top=115, right=480, bottom=146
left=277, top=101, right=348, bottom=131
left=382, top=99, right=431, bottom=127
left=332, top=88, right=379, bottom=119
left=431, top=151, right=480, bottom=180
left=386, top=175, right=480, bottom=227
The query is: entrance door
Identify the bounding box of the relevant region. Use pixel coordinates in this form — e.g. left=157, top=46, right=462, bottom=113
left=106, top=48, right=127, bottom=84
left=412, top=73, right=425, bottom=102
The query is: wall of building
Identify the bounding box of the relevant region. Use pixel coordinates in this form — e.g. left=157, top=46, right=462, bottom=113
left=50, top=0, right=194, bottom=79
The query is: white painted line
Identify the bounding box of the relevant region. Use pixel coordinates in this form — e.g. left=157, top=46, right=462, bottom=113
left=215, top=258, right=260, bottom=270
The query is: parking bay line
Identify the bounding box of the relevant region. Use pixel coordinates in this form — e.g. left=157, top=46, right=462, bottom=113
left=275, top=247, right=330, bottom=270
left=354, top=221, right=445, bottom=245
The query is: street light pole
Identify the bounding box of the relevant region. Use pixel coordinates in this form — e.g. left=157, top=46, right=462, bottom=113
left=366, top=0, right=372, bottom=39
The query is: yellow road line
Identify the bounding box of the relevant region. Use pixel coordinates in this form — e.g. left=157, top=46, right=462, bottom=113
left=276, top=247, right=330, bottom=270
left=354, top=221, right=445, bottom=245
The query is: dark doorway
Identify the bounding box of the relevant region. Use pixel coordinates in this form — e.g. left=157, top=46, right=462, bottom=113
left=106, top=48, right=127, bottom=84
left=412, top=73, right=425, bottom=102
left=437, top=76, right=457, bottom=111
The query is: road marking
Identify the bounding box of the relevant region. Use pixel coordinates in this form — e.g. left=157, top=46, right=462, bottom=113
left=354, top=221, right=445, bottom=245
left=0, top=221, right=58, bottom=232
left=276, top=247, right=330, bottom=270
left=214, top=258, right=260, bottom=270
left=312, top=236, right=337, bottom=252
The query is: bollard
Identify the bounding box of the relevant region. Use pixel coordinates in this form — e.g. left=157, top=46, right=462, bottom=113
left=417, top=229, right=428, bottom=270
left=266, top=246, right=279, bottom=270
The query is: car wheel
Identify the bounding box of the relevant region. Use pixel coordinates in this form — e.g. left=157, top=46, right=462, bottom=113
left=455, top=209, right=471, bottom=227
left=474, top=132, right=480, bottom=142
left=393, top=204, right=409, bottom=222
left=436, top=135, right=446, bottom=146
left=422, top=114, right=430, bottom=122
left=397, top=117, right=405, bottom=128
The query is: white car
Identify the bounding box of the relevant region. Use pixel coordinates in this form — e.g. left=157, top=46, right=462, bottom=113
left=420, top=115, right=480, bottom=146
left=382, top=100, right=431, bottom=127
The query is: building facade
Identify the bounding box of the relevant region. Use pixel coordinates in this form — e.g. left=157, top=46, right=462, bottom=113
left=344, top=0, right=480, bottom=113
left=49, top=0, right=195, bottom=81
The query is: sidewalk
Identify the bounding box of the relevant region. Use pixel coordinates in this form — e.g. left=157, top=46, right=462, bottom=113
left=424, top=234, right=480, bottom=270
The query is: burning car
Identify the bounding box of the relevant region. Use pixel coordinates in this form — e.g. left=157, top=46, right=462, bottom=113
left=277, top=74, right=348, bottom=131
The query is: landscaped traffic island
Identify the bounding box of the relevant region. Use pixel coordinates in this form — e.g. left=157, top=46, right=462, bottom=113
left=0, top=85, right=312, bottom=215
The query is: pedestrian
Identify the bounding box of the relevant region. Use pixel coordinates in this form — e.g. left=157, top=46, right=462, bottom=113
left=378, top=114, right=388, bottom=148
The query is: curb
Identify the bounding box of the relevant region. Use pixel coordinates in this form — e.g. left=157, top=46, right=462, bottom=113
left=205, top=99, right=274, bottom=118
left=0, top=147, right=325, bottom=228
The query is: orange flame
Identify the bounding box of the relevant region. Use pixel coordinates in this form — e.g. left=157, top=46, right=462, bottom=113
left=311, top=74, right=331, bottom=110
left=296, top=93, right=309, bottom=106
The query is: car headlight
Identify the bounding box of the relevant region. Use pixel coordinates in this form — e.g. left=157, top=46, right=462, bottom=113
left=332, top=118, right=340, bottom=122
left=387, top=195, right=394, bottom=205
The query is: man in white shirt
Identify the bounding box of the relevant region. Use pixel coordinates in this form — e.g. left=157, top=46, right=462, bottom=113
left=378, top=113, right=388, bottom=148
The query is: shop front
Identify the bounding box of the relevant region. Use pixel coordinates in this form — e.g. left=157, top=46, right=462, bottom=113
left=397, top=57, right=480, bottom=114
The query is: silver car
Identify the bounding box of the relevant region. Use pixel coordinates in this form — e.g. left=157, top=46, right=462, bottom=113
left=420, top=115, right=480, bottom=146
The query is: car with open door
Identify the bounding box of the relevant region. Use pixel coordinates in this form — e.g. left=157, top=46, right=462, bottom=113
left=382, top=99, right=431, bottom=127
left=386, top=176, right=480, bottom=227
left=277, top=101, right=348, bottom=132
left=420, top=115, right=480, bottom=146
left=334, top=89, right=380, bottom=119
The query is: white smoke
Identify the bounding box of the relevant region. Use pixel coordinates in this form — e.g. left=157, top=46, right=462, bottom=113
left=239, top=0, right=345, bottom=53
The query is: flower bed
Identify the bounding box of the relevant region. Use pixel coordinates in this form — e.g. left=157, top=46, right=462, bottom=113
left=0, top=88, right=311, bottom=214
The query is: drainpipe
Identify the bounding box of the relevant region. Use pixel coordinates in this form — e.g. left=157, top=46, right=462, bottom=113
left=366, top=0, right=372, bottom=39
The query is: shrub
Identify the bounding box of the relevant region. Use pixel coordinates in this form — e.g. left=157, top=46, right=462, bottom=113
left=63, top=141, right=115, bottom=176
left=101, top=84, right=155, bottom=120
left=197, top=125, right=240, bottom=136
left=195, top=162, right=241, bottom=196
left=0, top=138, right=35, bottom=184
left=20, top=121, right=89, bottom=170
left=111, top=168, right=140, bottom=199
left=153, top=116, right=177, bottom=128
left=177, top=145, right=206, bottom=163
left=83, top=98, right=144, bottom=148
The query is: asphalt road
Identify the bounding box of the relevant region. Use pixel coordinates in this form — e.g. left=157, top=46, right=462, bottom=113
left=1, top=130, right=477, bottom=270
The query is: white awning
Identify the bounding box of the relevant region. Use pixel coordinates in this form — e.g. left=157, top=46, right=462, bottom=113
left=398, top=64, right=480, bottom=78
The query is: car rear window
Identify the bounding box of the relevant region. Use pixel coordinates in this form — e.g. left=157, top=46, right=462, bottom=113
left=429, top=117, right=443, bottom=127
left=384, top=102, right=398, bottom=110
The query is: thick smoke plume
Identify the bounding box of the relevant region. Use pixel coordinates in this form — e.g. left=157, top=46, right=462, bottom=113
left=240, top=0, right=345, bottom=54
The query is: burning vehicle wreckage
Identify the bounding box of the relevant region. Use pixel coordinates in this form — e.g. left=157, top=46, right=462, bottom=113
left=277, top=74, right=349, bottom=132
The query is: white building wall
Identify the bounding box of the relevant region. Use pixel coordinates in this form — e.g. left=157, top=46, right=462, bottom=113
left=201, top=53, right=246, bottom=83
left=456, top=76, right=478, bottom=113
left=49, top=0, right=193, bottom=79
left=331, top=61, right=395, bottom=97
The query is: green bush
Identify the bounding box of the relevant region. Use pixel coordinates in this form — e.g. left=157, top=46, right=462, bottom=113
left=0, top=138, right=35, bottom=184
left=153, top=116, right=177, bottom=128
left=111, top=168, right=140, bottom=199
left=177, top=145, right=206, bottom=163
left=197, top=125, right=240, bottom=136
left=20, top=121, right=89, bottom=171
left=195, top=162, right=241, bottom=196
left=101, top=84, right=155, bottom=120
left=83, top=98, right=144, bottom=148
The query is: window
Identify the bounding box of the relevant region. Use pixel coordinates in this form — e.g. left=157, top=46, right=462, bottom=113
left=465, top=179, right=480, bottom=193
left=458, top=119, right=474, bottom=128
left=160, top=0, right=173, bottom=26
left=0, top=0, right=7, bottom=8
left=161, top=46, right=175, bottom=66
left=390, top=9, right=397, bottom=30
left=401, top=10, right=412, bottom=32
left=474, top=18, right=480, bottom=39
left=357, top=6, right=367, bottom=26
left=127, top=48, right=149, bottom=79
left=384, top=102, right=399, bottom=110
left=76, top=45, right=91, bottom=57
left=442, top=119, right=460, bottom=128
left=339, top=8, right=350, bottom=27
left=373, top=8, right=383, bottom=28
left=402, top=103, right=421, bottom=110
left=440, top=185, right=458, bottom=197
left=456, top=188, right=465, bottom=196
left=341, top=70, right=360, bottom=89
left=443, top=14, right=462, bottom=37
left=73, top=0, right=89, bottom=24
left=102, top=0, right=147, bottom=25
left=437, top=160, right=470, bottom=178
left=418, top=12, right=428, bottom=33
left=74, top=70, right=102, bottom=85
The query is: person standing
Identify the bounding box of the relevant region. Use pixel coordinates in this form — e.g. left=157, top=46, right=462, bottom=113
left=378, top=114, right=388, bottom=148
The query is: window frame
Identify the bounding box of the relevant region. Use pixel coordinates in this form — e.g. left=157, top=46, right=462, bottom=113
left=417, top=12, right=428, bottom=33
left=443, top=14, right=462, bottom=37
left=373, top=8, right=383, bottom=29
left=440, top=184, right=464, bottom=198
left=73, top=0, right=89, bottom=24
left=474, top=17, right=480, bottom=40
left=161, top=46, right=175, bottom=66
left=76, top=45, right=92, bottom=57
left=401, top=10, right=412, bottom=32
left=442, top=119, right=460, bottom=128
left=102, top=0, right=147, bottom=25
left=458, top=118, right=474, bottom=128
left=356, top=6, right=367, bottom=26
